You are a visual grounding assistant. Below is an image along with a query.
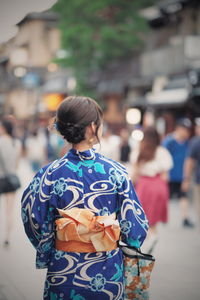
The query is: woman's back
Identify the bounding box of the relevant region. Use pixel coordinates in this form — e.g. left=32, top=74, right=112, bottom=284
left=22, top=148, right=148, bottom=299
left=131, top=145, right=173, bottom=178
left=51, top=148, right=125, bottom=212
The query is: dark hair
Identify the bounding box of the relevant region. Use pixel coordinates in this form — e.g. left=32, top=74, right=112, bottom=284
left=0, top=118, right=14, bottom=137
left=137, top=127, right=160, bottom=163
left=55, top=96, right=103, bottom=144
left=176, top=118, right=192, bottom=130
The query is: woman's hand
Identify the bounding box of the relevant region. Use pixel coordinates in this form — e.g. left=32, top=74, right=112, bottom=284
left=160, top=172, right=168, bottom=181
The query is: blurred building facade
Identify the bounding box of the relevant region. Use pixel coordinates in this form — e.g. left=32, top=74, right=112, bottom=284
left=0, top=1, right=200, bottom=135
left=136, top=0, right=200, bottom=134
left=95, top=0, right=200, bottom=134
left=0, top=11, right=72, bottom=120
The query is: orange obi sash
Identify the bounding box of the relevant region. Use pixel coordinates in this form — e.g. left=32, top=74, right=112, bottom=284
left=55, top=208, right=120, bottom=253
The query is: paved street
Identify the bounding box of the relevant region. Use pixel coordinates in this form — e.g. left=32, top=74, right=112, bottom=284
left=0, top=158, right=200, bottom=300
left=150, top=201, right=200, bottom=300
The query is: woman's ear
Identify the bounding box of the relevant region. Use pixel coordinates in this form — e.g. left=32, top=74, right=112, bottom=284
left=85, top=123, right=95, bottom=141
left=90, top=122, right=96, bottom=135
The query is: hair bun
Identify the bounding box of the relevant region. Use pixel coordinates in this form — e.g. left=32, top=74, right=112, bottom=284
left=56, top=121, right=86, bottom=144
left=55, top=96, right=103, bottom=144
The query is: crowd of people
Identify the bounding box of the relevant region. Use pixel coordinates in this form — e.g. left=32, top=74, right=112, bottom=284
left=0, top=115, right=68, bottom=246
left=99, top=118, right=200, bottom=253
left=0, top=113, right=199, bottom=249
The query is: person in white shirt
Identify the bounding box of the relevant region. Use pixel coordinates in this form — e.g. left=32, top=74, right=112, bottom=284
left=25, top=129, right=47, bottom=172
left=131, top=127, right=173, bottom=253
left=98, top=124, right=120, bottom=161
left=0, top=118, right=21, bottom=246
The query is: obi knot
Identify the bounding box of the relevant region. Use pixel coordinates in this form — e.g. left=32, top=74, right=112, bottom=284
left=55, top=207, right=120, bottom=252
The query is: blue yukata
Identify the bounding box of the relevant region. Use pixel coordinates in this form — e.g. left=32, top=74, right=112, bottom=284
left=21, top=148, right=148, bottom=300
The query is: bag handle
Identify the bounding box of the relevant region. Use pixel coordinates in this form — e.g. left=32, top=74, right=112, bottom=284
left=118, top=242, right=155, bottom=261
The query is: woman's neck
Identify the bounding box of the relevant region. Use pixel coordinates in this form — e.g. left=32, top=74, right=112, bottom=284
left=72, top=141, right=93, bottom=152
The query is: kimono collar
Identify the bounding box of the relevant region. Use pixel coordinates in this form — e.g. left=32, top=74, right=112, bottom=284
left=70, top=148, right=96, bottom=161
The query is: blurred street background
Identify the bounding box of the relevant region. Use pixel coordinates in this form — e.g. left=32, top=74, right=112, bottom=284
left=1, top=0, right=200, bottom=299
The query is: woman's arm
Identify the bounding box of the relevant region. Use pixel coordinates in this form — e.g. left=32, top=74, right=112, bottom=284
left=21, top=164, right=56, bottom=269
left=181, top=157, right=196, bottom=192
left=117, top=171, right=148, bottom=248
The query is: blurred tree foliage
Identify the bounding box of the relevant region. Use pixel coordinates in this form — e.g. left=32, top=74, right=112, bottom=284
left=53, top=0, right=158, bottom=96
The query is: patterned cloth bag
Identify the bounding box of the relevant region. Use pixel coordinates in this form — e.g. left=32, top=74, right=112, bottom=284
left=121, top=245, right=155, bottom=300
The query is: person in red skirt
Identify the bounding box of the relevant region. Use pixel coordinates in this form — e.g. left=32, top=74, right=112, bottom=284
left=131, top=127, right=173, bottom=253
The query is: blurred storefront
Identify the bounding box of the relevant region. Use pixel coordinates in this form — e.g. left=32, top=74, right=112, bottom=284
left=1, top=1, right=200, bottom=136
left=93, top=0, right=200, bottom=134
left=94, top=59, right=140, bottom=133
left=125, top=0, right=200, bottom=134
left=0, top=10, right=74, bottom=122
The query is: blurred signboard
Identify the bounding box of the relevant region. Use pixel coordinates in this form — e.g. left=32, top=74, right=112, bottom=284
left=145, top=76, right=191, bottom=106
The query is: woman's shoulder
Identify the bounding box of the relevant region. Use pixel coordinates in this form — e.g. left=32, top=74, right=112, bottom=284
left=0, top=135, right=10, bottom=144
left=35, top=156, right=66, bottom=177
left=0, top=136, right=21, bottom=154
left=156, top=146, right=173, bottom=168
left=96, top=152, right=128, bottom=174
left=156, top=145, right=172, bottom=157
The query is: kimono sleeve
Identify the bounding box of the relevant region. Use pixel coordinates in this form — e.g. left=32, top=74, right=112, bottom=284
left=117, top=173, right=149, bottom=248
left=21, top=164, right=56, bottom=269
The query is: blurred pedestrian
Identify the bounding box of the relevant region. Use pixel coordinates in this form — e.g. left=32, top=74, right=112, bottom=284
left=45, top=128, right=66, bottom=161
left=182, top=118, right=200, bottom=227
left=99, top=124, right=120, bottom=161
left=119, top=128, right=131, bottom=164
left=132, top=127, right=173, bottom=253
left=21, top=96, right=148, bottom=300
left=162, top=118, right=194, bottom=227
left=25, top=128, right=47, bottom=172
left=0, top=118, right=21, bottom=246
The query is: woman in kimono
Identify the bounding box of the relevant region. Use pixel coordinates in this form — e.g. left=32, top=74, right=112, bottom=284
left=21, top=96, right=148, bottom=300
